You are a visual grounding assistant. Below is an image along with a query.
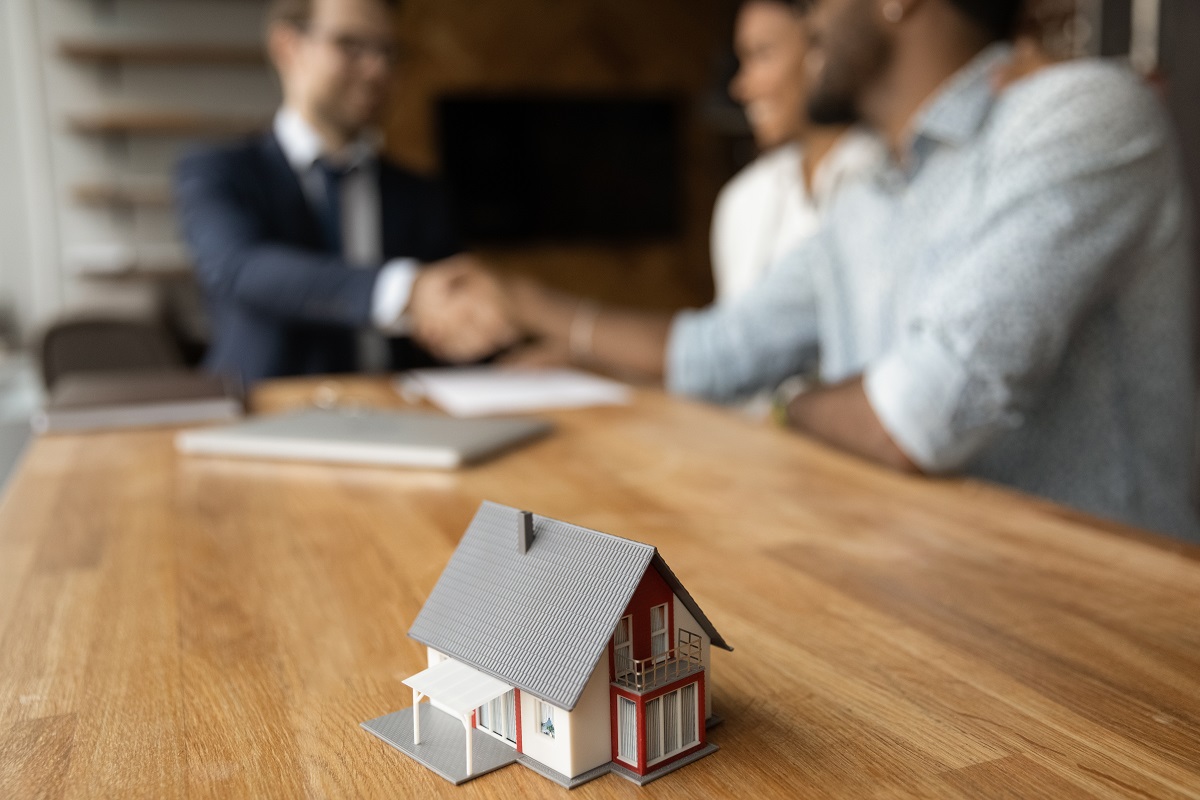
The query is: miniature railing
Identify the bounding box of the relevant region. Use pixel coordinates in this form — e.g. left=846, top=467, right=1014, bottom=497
left=614, top=629, right=703, bottom=691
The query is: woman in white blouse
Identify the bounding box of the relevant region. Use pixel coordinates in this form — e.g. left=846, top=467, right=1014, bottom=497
left=465, top=0, right=880, bottom=396
left=713, top=0, right=879, bottom=304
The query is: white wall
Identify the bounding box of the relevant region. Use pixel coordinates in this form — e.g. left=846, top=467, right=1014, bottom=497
left=518, top=652, right=612, bottom=779
left=518, top=690, right=569, bottom=775
left=1, top=0, right=60, bottom=334
left=0, top=0, right=279, bottom=338
left=567, top=654, right=615, bottom=777
left=0, top=4, right=28, bottom=324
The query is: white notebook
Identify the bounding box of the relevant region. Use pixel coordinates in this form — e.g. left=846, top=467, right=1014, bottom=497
left=398, top=367, right=631, bottom=418
left=176, top=408, right=551, bottom=469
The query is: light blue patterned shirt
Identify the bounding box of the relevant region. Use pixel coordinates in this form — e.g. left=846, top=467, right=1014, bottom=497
left=668, top=46, right=1199, bottom=540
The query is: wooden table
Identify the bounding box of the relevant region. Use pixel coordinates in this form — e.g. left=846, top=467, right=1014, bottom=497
left=2, top=377, right=1198, bottom=798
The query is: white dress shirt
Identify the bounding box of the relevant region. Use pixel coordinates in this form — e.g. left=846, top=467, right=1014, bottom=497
left=709, top=129, right=880, bottom=304
left=273, top=108, right=417, bottom=334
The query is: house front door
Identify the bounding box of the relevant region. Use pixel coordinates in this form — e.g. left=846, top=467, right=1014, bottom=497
left=476, top=689, right=517, bottom=746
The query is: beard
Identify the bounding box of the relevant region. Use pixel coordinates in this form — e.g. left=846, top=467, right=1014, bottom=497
left=315, top=83, right=388, bottom=143
left=805, top=0, right=890, bottom=126
left=807, top=80, right=861, bottom=126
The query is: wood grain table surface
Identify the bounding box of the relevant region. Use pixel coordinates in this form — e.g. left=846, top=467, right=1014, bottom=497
left=1, top=376, right=1198, bottom=799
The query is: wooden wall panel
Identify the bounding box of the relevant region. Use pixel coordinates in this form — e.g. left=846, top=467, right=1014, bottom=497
left=382, top=0, right=741, bottom=310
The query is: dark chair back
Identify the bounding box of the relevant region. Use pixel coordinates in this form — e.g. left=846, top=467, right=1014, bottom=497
left=37, top=316, right=186, bottom=391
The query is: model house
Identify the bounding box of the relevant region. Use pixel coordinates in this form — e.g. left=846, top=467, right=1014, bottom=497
left=362, top=501, right=733, bottom=788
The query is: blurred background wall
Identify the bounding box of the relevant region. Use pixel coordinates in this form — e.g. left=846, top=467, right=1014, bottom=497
left=384, top=0, right=742, bottom=311
left=0, top=0, right=1196, bottom=349
left=0, top=0, right=745, bottom=354
left=0, top=0, right=277, bottom=350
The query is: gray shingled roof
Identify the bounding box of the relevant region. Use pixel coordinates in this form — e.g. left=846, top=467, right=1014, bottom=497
left=408, top=501, right=731, bottom=711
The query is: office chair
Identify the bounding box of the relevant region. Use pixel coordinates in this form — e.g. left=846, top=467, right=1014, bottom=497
left=37, top=315, right=186, bottom=391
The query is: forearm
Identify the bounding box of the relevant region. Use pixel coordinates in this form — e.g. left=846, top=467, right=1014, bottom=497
left=508, top=278, right=672, bottom=381
left=589, top=307, right=673, bottom=380
left=784, top=376, right=920, bottom=473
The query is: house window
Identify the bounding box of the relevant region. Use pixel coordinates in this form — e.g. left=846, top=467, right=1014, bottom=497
left=477, top=689, right=517, bottom=745
left=680, top=683, right=698, bottom=748
left=537, top=700, right=556, bottom=739
left=617, top=696, right=637, bottom=764
left=645, top=681, right=700, bottom=766
left=614, top=615, right=633, bottom=679
left=650, top=603, right=669, bottom=662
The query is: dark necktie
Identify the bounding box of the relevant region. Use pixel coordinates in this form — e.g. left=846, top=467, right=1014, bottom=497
left=314, top=158, right=351, bottom=254
left=313, top=157, right=388, bottom=372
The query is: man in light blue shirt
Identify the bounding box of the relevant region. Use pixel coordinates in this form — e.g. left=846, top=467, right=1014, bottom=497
left=422, top=0, right=1198, bottom=540
left=669, top=0, right=1197, bottom=538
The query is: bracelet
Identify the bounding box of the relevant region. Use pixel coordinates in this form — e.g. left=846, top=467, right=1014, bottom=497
left=769, top=375, right=815, bottom=428
left=569, top=300, right=599, bottom=362
left=770, top=394, right=792, bottom=429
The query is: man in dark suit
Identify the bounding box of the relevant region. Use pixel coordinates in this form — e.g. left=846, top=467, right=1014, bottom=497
left=176, top=0, right=514, bottom=386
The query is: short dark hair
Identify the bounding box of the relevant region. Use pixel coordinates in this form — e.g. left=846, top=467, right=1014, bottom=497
left=947, top=0, right=1023, bottom=41
left=267, top=0, right=401, bottom=28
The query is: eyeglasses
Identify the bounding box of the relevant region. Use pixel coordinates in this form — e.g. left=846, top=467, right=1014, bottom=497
left=303, top=28, right=403, bottom=67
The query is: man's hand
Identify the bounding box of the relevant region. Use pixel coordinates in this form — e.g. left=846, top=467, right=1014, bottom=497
left=408, top=255, right=520, bottom=362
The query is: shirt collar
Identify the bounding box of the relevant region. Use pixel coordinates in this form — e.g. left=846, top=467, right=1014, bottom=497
left=273, top=107, right=379, bottom=173
left=907, top=43, right=1012, bottom=151
left=808, top=128, right=884, bottom=208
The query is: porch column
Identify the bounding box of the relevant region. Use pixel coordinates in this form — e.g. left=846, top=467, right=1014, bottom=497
left=412, top=690, right=424, bottom=744
left=461, top=714, right=474, bottom=775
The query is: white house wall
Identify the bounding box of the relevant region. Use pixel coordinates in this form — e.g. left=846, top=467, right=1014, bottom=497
left=567, top=651, right=613, bottom=777
left=517, top=691, right=569, bottom=776
left=519, top=649, right=612, bottom=779
left=673, top=596, right=713, bottom=720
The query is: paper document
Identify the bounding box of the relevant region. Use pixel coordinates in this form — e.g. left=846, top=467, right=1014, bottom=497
left=399, top=367, right=631, bottom=418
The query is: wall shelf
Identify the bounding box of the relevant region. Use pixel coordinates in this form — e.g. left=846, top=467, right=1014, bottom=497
left=68, top=112, right=268, bottom=138
left=59, top=40, right=267, bottom=67
left=73, top=182, right=173, bottom=209
left=76, top=264, right=193, bottom=284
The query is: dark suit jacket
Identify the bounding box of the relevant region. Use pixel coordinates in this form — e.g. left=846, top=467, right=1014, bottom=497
left=175, top=132, right=460, bottom=387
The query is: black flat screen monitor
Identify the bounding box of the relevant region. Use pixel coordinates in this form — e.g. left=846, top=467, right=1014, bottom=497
left=437, top=95, right=682, bottom=245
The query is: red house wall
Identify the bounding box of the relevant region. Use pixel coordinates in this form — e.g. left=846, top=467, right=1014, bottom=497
left=609, top=671, right=706, bottom=776
left=608, top=565, right=675, bottom=680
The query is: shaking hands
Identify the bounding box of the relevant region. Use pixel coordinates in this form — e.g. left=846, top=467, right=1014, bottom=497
left=407, top=255, right=522, bottom=363
left=406, top=257, right=668, bottom=380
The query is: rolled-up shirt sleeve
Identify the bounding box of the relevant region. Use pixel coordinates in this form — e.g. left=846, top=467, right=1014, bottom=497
left=666, top=234, right=828, bottom=402
left=863, top=71, right=1172, bottom=472
left=865, top=327, right=1023, bottom=471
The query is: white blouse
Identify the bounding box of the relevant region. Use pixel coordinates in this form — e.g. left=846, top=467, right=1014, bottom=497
left=710, top=130, right=881, bottom=304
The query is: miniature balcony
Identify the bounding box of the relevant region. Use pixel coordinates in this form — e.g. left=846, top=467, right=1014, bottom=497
left=613, top=629, right=703, bottom=692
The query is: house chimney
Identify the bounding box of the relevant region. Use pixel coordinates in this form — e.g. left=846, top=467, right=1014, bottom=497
left=518, top=511, right=535, bottom=555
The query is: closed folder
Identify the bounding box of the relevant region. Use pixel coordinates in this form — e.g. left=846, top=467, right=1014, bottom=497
left=32, top=370, right=243, bottom=434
